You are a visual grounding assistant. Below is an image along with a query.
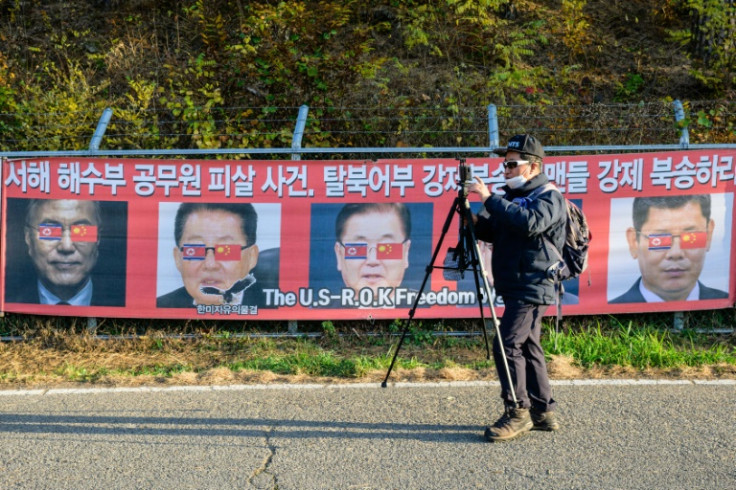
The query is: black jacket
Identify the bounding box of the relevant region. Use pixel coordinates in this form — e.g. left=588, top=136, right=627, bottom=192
left=474, top=173, right=567, bottom=305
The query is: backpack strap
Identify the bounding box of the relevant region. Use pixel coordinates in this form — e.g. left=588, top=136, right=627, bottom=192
left=526, top=183, right=565, bottom=347
left=526, top=183, right=566, bottom=273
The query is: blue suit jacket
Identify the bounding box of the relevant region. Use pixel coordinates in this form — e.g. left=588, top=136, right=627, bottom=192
left=610, top=278, right=728, bottom=303
left=5, top=274, right=124, bottom=306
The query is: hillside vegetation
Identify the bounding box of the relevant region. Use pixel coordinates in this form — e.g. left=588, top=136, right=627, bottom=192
left=1, top=0, right=735, bottom=152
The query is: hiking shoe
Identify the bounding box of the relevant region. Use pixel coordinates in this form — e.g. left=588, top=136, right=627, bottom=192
left=531, top=409, right=560, bottom=431
left=484, top=407, right=532, bottom=442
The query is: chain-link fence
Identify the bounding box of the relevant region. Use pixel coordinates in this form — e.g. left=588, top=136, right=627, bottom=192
left=2, top=100, right=735, bottom=159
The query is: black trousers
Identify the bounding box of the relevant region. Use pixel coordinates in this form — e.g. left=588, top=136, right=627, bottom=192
left=493, top=299, right=557, bottom=411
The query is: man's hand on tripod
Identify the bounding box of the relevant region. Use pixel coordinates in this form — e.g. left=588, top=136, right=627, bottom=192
left=464, top=213, right=478, bottom=226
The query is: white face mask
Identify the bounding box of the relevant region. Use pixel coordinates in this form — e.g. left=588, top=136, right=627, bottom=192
left=505, top=175, right=528, bottom=189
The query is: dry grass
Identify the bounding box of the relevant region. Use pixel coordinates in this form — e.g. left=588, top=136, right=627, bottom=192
left=1, top=320, right=735, bottom=389
left=2, top=342, right=733, bottom=390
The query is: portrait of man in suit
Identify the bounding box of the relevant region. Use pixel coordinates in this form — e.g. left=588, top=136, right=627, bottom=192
left=308, top=202, right=432, bottom=309
left=156, top=202, right=278, bottom=309
left=3, top=198, right=127, bottom=307
left=333, top=203, right=413, bottom=299
left=610, top=194, right=728, bottom=303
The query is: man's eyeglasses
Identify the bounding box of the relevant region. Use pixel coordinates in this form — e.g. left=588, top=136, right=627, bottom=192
left=30, top=223, right=98, bottom=242
left=638, top=232, right=707, bottom=250
left=502, top=159, right=530, bottom=170
left=180, top=243, right=249, bottom=261
left=340, top=241, right=405, bottom=260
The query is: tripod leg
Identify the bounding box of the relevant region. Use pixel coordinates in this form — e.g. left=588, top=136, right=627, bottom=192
left=460, top=200, right=519, bottom=407
left=382, top=197, right=463, bottom=388
left=381, top=310, right=416, bottom=388
left=464, top=233, right=491, bottom=359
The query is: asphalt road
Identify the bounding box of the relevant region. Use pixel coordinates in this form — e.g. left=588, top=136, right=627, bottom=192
left=1, top=380, right=734, bottom=489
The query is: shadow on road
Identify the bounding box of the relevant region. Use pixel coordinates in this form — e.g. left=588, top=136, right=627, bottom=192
left=0, top=413, right=486, bottom=443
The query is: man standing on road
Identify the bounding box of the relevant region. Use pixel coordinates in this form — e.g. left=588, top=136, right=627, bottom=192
left=467, top=134, right=565, bottom=442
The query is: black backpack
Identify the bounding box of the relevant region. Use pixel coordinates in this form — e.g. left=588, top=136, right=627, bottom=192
left=528, top=183, right=591, bottom=283
left=526, top=183, right=592, bottom=343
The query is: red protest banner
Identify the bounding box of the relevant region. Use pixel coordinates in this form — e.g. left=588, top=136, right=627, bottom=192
left=1, top=151, right=734, bottom=320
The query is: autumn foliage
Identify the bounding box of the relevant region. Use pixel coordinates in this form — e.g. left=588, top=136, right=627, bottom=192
left=0, top=0, right=734, bottom=152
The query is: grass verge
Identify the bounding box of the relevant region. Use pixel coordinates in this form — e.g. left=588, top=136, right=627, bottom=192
left=0, top=311, right=734, bottom=388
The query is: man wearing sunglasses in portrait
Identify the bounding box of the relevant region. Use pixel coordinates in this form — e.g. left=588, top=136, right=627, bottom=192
left=11, top=198, right=124, bottom=306
left=466, top=134, right=565, bottom=442
left=610, top=194, right=727, bottom=303
left=333, top=203, right=412, bottom=308
left=156, top=202, right=271, bottom=309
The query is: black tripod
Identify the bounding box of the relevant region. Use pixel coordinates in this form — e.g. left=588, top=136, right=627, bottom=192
left=381, top=169, right=518, bottom=406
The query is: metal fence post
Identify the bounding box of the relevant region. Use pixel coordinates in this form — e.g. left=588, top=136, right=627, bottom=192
left=673, top=99, right=689, bottom=149
left=288, top=105, right=309, bottom=334
left=487, top=104, right=499, bottom=150
left=672, top=100, right=689, bottom=333
left=89, top=108, right=113, bottom=152
left=292, top=105, right=309, bottom=161
left=673, top=311, right=684, bottom=331
left=86, top=108, right=113, bottom=332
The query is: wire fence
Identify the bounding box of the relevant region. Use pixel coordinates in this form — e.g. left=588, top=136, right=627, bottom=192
left=2, top=100, right=735, bottom=158
left=1, top=100, right=735, bottom=335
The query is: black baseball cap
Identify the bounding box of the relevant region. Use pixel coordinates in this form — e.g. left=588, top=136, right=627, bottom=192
left=493, top=134, right=545, bottom=159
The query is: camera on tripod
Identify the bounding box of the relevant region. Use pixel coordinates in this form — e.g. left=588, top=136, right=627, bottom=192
left=383, top=156, right=502, bottom=387
left=458, top=158, right=473, bottom=196
left=442, top=159, right=477, bottom=280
